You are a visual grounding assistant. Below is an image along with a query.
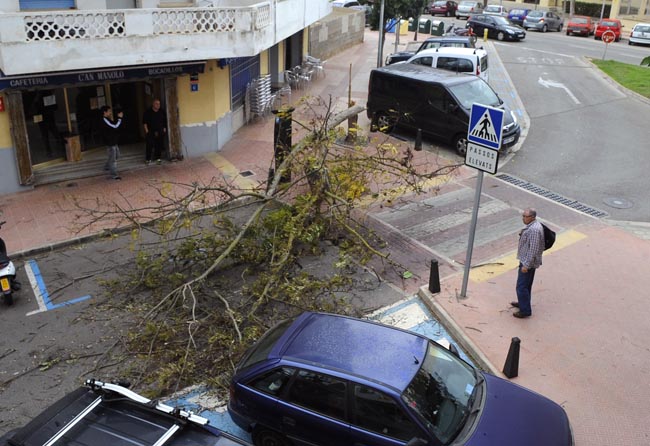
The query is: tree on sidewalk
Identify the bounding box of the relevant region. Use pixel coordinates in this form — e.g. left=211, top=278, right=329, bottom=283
left=72, top=96, right=461, bottom=397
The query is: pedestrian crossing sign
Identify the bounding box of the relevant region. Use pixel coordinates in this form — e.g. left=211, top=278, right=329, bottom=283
left=467, top=104, right=504, bottom=150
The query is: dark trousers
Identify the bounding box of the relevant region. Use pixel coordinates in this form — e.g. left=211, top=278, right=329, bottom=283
left=515, top=263, right=536, bottom=315
left=146, top=132, right=165, bottom=161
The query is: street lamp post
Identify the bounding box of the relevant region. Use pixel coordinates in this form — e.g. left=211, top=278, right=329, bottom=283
left=377, top=0, right=386, bottom=67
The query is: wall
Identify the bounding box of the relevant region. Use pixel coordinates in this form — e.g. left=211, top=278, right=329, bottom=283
left=177, top=59, right=232, bottom=156
left=0, top=93, right=26, bottom=194
left=308, top=8, right=364, bottom=61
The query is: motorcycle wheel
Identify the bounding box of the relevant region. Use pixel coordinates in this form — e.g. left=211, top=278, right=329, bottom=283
left=4, top=293, right=13, bottom=306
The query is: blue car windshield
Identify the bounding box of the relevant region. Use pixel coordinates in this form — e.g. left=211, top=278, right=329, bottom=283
left=402, top=342, right=477, bottom=444
left=448, top=78, right=501, bottom=109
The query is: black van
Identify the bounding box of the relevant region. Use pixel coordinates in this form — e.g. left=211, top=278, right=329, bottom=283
left=367, top=64, right=520, bottom=155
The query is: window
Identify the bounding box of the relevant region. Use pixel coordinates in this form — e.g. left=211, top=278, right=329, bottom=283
left=249, top=367, right=295, bottom=396
left=238, top=319, right=292, bottom=370
left=286, top=370, right=346, bottom=420
left=436, top=57, right=473, bottom=73
left=352, top=384, right=421, bottom=441
left=411, top=56, right=433, bottom=66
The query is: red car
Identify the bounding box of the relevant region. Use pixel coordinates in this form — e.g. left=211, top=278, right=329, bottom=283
left=566, top=15, right=595, bottom=36
left=594, top=18, right=622, bottom=41
left=424, top=0, right=458, bottom=16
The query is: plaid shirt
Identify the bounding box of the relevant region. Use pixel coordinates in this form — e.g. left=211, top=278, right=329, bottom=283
left=517, top=219, right=544, bottom=269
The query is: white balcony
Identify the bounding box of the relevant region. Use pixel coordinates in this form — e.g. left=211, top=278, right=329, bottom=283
left=0, top=0, right=332, bottom=76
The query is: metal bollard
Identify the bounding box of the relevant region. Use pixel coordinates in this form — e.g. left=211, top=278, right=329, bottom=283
left=483, top=28, right=488, bottom=42
left=428, top=259, right=441, bottom=294
left=503, top=337, right=521, bottom=378
left=414, top=128, right=423, bottom=151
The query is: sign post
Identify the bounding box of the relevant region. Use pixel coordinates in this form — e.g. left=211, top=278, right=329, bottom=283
left=601, top=30, right=616, bottom=60
left=460, top=103, right=504, bottom=298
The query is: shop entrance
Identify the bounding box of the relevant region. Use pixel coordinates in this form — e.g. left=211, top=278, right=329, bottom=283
left=21, top=79, right=163, bottom=168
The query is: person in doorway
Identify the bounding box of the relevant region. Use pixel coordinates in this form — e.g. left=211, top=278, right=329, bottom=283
left=511, top=208, right=545, bottom=318
left=100, top=105, right=123, bottom=180
left=143, top=98, right=167, bottom=164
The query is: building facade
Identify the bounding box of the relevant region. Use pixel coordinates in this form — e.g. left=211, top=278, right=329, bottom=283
left=0, top=0, right=333, bottom=194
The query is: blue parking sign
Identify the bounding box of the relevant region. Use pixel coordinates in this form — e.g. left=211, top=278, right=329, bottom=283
left=467, top=104, right=504, bottom=150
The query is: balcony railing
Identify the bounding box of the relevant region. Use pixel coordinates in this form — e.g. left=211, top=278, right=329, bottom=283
left=19, top=3, right=271, bottom=42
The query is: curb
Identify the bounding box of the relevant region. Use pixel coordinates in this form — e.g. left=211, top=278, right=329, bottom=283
left=417, top=285, right=504, bottom=377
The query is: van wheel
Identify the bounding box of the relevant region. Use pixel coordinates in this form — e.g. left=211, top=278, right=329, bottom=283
left=253, top=428, right=290, bottom=446
left=496, top=31, right=505, bottom=41
left=453, top=135, right=468, bottom=156
left=374, top=112, right=395, bottom=133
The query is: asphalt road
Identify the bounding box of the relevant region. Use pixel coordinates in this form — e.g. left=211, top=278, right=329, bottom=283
left=494, top=32, right=650, bottom=223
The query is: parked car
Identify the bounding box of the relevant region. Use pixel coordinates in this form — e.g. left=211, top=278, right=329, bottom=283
left=406, top=47, right=490, bottom=81
left=467, top=14, right=526, bottom=41
left=424, top=0, right=458, bottom=16
left=456, top=0, right=483, bottom=19
left=0, top=379, right=252, bottom=446
left=629, top=22, right=650, bottom=45
left=566, top=15, right=595, bottom=36
left=386, top=36, right=477, bottom=65
left=483, top=4, right=508, bottom=16
left=523, top=10, right=564, bottom=32
left=507, top=8, right=531, bottom=26
left=331, top=0, right=361, bottom=7
left=229, top=312, right=573, bottom=446
left=595, top=18, right=623, bottom=41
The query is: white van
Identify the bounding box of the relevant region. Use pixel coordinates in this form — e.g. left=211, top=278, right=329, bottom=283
left=405, top=47, right=489, bottom=82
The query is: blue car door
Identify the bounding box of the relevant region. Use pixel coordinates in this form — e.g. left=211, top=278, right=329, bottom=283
left=347, top=383, right=431, bottom=446
left=276, top=369, right=351, bottom=446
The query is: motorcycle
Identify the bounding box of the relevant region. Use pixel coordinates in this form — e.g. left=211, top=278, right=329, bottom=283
left=0, top=221, right=20, bottom=305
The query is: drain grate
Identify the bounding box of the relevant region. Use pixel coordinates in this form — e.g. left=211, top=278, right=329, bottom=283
left=239, top=170, right=255, bottom=178
left=496, top=174, right=608, bottom=218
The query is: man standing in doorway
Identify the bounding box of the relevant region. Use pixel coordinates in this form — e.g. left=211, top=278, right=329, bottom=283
left=101, top=105, right=123, bottom=180
left=511, top=208, right=545, bottom=318
left=143, top=98, right=167, bottom=165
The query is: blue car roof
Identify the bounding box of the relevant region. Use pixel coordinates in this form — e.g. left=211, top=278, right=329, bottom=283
left=277, top=312, right=428, bottom=392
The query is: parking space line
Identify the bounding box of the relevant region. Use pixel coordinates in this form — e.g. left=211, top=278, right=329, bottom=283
left=25, top=260, right=91, bottom=316
left=469, top=229, right=587, bottom=282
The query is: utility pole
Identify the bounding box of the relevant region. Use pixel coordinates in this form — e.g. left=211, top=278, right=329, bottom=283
left=377, top=0, right=386, bottom=67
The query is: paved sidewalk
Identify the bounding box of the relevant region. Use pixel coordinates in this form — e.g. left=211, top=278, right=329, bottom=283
left=1, top=27, right=649, bottom=446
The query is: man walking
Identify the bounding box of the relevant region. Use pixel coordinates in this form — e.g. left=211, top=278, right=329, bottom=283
left=101, top=105, right=123, bottom=180
left=511, top=208, right=545, bottom=318
left=143, top=98, right=167, bottom=164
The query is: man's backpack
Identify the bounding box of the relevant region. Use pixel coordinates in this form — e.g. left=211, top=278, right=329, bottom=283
left=542, top=224, right=556, bottom=250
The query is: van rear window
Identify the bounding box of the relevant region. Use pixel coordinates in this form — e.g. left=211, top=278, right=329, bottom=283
left=448, top=78, right=500, bottom=109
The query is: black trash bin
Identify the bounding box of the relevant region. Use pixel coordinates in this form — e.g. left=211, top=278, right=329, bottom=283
left=418, top=17, right=432, bottom=34
left=431, top=19, right=445, bottom=36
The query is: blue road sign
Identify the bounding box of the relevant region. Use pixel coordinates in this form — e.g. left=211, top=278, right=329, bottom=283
left=467, top=104, right=504, bottom=150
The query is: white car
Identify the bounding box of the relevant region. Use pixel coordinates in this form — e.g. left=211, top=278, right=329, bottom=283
left=484, top=4, right=508, bottom=16
left=406, top=47, right=489, bottom=82
left=629, top=22, right=650, bottom=46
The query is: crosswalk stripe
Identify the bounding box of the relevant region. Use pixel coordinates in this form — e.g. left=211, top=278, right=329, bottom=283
left=469, top=229, right=587, bottom=282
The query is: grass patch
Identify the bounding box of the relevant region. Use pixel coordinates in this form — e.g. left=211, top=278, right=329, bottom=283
left=591, top=59, right=650, bottom=99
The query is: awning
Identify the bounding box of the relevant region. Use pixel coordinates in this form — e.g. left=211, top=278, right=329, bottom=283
left=0, top=61, right=206, bottom=91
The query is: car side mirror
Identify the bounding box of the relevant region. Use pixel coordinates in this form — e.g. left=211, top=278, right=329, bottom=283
left=406, top=438, right=428, bottom=446
left=448, top=103, right=459, bottom=113
left=449, top=343, right=461, bottom=358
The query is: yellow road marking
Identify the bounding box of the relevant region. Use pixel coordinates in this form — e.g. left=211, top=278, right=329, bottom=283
left=357, top=174, right=454, bottom=207
left=470, top=229, right=587, bottom=282
left=204, top=153, right=259, bottom=190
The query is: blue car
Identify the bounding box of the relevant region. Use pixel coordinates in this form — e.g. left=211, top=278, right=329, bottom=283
left=228, top=312, right=574, bottom=446
left=507, top=8, right=530, bottom=26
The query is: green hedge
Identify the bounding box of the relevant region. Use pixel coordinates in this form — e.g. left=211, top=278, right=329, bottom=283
left=563, top=1, right=611, bottom=18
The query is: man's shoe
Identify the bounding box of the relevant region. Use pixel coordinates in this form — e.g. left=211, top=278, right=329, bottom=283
left=510, top=301, right=520, bottom=308
left=112, top=175, right=122, bottom=180
left=156, top=159, right=162, bottom=165
left=513, top=311, right=531, bottom=319
left=145, top=160, right=152, bottom=165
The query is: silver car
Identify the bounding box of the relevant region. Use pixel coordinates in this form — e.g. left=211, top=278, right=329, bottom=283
left=629, top=23, right=650, bottom=46
left=456, top=0, right=483, bottom=19
left=523, top=10, right=564, bottom=32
